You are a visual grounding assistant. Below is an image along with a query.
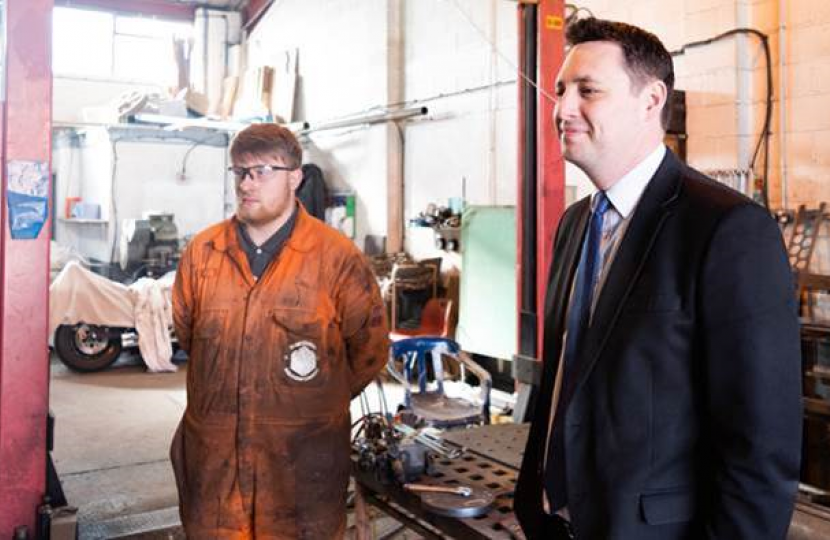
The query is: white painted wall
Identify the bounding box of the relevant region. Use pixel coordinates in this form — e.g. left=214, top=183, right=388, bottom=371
left=248, top=0, right=390, bottom=248
left=568, top=0, right=830, bottom=211
left=51, top=7, right=236, bottom=265
left=403, top=0, right=517, bottom=207
left=53, top=127, right=229, bottom=263
left=248, top=0, right=523, bottom=255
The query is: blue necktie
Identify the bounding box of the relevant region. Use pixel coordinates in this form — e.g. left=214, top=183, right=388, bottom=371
left=545, top=191, right=611, bottom=511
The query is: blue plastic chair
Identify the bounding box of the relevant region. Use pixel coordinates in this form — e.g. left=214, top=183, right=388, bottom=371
left=387, top=337, right=491, bottom=428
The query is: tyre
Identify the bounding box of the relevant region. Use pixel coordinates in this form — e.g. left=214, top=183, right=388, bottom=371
left=54, top=324, right=123, bottom=372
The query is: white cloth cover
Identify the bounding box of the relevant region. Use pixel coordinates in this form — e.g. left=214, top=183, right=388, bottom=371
left=49, top=261, right=177, bottom=372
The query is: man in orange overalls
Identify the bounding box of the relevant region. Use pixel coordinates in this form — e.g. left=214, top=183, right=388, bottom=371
left=171, top=123, right=389, bottom=539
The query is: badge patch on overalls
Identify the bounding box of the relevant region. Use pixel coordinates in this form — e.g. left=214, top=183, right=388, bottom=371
left=285, top=340, right=319, bottom=381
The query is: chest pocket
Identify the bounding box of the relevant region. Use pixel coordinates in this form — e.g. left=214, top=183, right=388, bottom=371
left=268, top=308, right=347, bottom=419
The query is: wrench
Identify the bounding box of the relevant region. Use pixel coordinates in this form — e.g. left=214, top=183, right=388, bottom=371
left=403, top=483, right=472, bottom=497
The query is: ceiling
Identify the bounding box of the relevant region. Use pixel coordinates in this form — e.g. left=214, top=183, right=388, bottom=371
left=54, top=0, right=255, bottom=19
left=169, top=0, right=249, bottom=8
left=53, top=0, right=270, bottom=28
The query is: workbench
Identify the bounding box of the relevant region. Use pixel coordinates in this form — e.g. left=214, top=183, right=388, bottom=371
left=352, top=423, right=529, bottom=540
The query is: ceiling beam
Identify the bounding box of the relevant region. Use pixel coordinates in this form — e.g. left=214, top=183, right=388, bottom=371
left=242, top=0, right=273, bottom=30
left=54, top=0, right=196, bottom=20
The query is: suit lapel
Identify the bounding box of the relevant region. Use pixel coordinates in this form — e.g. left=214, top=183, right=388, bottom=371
left=570, top=151, right=684, bottom=394
left=531, top=198, right=590, bottom=439
left=542, top=199, right=590, bottom=368
left=524, top=197, right=591, bottom=457
left=545, top=200, right=591, bottom=336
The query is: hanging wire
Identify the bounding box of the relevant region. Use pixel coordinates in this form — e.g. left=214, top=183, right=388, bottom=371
left=179, top=131, right=228, bottom=179
left=450, top=3, right=772, bottom=206
left=447, top=0, right=557, bottom=104
left=671, top=28, right=773, bottom=208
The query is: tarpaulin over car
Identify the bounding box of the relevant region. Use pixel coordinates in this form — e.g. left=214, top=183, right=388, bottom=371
left=49, top=261, right=177, bottom=372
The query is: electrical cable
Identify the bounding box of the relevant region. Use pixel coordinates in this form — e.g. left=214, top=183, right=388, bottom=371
left=451, top=3, right=773, bottom=206
left=179, top=131, right=227, bottom=180
left=109, top=139, right=121, bottom=265
left=671, top=28, right=773, bottom=208
left=108, top=131, right=227, bottom=266
left=386, top=79, right=517, bottom=110
left=447, top=0, right=557, bottom=104
left=565, top=4, right=595, bottom=22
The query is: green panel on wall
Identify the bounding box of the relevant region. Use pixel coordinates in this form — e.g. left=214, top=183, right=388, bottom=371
left=456, top=206, right=517, bottom=359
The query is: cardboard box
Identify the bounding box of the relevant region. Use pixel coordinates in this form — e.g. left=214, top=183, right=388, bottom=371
left=51, top=506, right=78, bottom=540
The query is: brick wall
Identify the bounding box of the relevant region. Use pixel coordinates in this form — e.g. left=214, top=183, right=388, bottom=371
left=572, top=0, right=830, bottom=211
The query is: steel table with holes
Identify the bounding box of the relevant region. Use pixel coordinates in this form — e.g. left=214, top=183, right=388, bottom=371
left=351, top=423, right=530, bottom=540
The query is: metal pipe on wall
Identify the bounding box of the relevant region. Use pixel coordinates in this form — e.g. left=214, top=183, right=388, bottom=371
left=735, top=3, right=753, bottom=171
left=301, top=106, right=428, bottom=135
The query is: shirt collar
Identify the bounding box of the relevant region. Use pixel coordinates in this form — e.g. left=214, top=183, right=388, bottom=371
left=236, top=203, right=298, bottom=255
left=598, top=144, right=666, bottom=218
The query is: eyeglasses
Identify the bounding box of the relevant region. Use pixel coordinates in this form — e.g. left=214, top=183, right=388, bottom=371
left=228, top=164, right=297, bottom=182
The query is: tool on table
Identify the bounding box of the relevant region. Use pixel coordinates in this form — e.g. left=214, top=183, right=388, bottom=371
left=411, top=484, right=496, bottom=518
left=394, top=424, right=463, bottom=459
left=353, top=381, right=465, bottom=484
left=404, top=483, right=472, bottom=497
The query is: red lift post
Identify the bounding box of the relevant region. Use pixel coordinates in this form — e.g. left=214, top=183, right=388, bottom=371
left=0, top=0, right=54, bottom=536
left=514, top=0, right=566, bottom=420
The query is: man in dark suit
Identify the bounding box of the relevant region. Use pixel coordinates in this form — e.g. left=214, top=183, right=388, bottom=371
left=515, top=18, right=802, bottom=540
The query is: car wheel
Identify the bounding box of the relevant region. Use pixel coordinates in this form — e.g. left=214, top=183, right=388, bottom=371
left=54, top=324, right=123, bottom=372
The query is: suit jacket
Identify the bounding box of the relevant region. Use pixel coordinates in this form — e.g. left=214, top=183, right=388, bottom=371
left=515, top=150, right=802, bottom=540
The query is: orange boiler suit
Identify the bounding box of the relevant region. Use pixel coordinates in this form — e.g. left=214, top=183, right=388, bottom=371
left=171, top=205, right=389, bottom=539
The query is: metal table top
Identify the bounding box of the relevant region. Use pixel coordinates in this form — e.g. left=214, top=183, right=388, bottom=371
left=442, top=422, right=529, bottom=471
left=352, top=423, right=530, bottom=539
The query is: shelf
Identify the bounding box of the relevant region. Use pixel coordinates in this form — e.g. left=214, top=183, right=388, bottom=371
left=58, top=217, right=108, bottom=225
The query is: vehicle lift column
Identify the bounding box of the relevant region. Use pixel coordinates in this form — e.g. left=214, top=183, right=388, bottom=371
left=0, top=0, right=54, bottom=536
left=514, top=0, right=566, bottom=422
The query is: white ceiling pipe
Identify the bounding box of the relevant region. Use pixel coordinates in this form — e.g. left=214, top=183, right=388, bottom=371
left=301, top=106, right=428, bottom=135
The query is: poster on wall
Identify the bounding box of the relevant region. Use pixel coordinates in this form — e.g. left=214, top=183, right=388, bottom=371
left=7, top=160, right=49, bottom=240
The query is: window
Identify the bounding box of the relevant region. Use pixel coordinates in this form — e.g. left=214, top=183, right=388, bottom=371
left=53, top=7, right=114, bottom=79
left=52, top=7, right=191, bottom=87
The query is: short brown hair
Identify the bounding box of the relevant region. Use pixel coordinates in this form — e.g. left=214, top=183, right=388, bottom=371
left=229, top=123, right=302, bottom=169
left=566, top=18, right=674, bottom=129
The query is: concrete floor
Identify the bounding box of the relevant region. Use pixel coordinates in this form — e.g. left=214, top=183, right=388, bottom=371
left=49, top=351, right=423, bottom=539
left=50, top=350, right=185, bottom=538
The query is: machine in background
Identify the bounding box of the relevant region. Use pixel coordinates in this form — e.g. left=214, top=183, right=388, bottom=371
left=118, top=213, right=182, bottom=280
left=52, top=213, right=183, bottom=372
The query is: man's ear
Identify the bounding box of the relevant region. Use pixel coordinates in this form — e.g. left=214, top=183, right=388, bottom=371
left=288, top=167, right=303, bottom=192
left=643, top=79, right=668, bottom=123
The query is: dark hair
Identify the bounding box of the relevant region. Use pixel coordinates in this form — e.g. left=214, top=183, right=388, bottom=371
left=230, top=123, right=302, bottom=169
left=566, top=18, right=675, bottom=129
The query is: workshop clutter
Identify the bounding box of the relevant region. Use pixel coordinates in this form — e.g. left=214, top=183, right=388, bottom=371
left=82, top=89, right=200, bottom=125
left=80, top=50, right=297, bottom=125
left=118, top=213, right=182, bottom=279
left=353, top=382, right=497, bottom=521
left=409, top=199, right=463, bottom=252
